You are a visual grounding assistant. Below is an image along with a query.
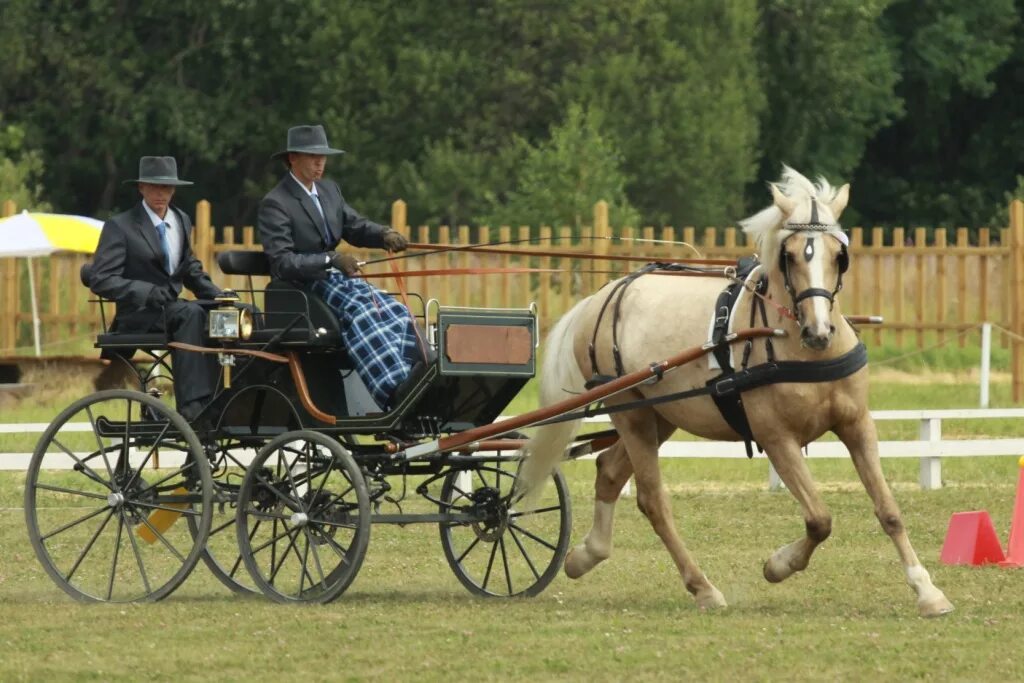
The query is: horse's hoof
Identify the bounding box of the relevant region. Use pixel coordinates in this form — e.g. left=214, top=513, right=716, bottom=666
left=695, top=587, right=728, bottom=611
left=564, top=547, right=592, bottom=579
left=919, top=594, right=955, bottom=618
left=763, top=558, right=792, bottom=584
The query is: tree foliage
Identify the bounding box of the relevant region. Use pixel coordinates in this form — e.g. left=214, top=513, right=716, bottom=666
left=0, top=0, right=1021, bottom=229
left=0, top=119, right=51, bottom=212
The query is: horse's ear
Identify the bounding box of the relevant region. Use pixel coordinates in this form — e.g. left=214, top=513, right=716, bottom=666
left=770, top=183, right=796, bottom=215
left=830, top=183, right=850, bottom=219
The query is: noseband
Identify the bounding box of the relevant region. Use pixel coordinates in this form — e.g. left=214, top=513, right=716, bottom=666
left=777, top=199, right=849, bottom=317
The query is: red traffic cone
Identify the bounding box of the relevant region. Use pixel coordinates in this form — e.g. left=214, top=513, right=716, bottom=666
left=940, top=510, right=1006, bottom=566
left=999, top=457, right=1024, bottom=568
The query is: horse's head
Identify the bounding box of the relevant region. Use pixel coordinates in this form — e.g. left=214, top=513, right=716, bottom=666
left=741, top=166, right=851, bottom=350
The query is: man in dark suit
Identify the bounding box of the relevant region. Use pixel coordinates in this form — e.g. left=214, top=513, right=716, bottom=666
left=257, top=125, right=419, bottom=408
left=89, top=156, right=223, bottom=421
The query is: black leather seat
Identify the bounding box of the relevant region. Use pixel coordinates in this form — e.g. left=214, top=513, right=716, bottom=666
left=81, top=262, right=166, bottom=348
left=217, top=250, right=343, bottom=346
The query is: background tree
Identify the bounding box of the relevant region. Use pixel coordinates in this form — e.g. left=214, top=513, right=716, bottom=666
left=0, top=120, right=51, bottom=212
left=756, top=0, right=901, bottom=225
left=480, top=104, right=639, bottom=233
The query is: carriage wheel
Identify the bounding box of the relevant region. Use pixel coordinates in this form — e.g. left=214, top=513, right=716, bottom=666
left=187, top=438, right=258, bottom=596
left=439, top=461, right=571, bottom=597
left=24, top=389, right=212, bottom=602
left=236, top=430, right=370, bottom=604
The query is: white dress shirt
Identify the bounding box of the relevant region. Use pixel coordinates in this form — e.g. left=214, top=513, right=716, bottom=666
left=142, top=201, right=183, bottom=273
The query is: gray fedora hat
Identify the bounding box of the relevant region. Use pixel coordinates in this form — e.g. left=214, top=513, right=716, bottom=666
left=271, top=124, right=345, bottom=160
left=123, top=156, right=193, bottom=186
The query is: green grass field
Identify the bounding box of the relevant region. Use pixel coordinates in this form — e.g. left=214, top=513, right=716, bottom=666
left=1, top=346, right=1023, bottom=681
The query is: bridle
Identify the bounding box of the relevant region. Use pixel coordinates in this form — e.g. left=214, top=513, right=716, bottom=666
left=777, top=198, right=849, bottom=319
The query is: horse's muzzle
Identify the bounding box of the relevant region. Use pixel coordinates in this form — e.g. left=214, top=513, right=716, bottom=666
left=800, top=323, right=835, bottom=350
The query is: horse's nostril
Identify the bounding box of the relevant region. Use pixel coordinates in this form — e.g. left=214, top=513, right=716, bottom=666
left=829, top=324, right=836, bottom=334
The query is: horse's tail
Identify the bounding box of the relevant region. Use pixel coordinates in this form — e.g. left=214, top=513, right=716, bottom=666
left=516, top=296, right=591, bottom=500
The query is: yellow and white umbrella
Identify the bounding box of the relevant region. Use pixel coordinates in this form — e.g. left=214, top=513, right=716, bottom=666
left=0, top=211, right=104, bottom=355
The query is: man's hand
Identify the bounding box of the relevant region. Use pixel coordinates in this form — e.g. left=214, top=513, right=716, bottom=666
left=382, top=229, right=408, bottom=252
left=146, top=287, right=176, bottom=308
left=329, top=251, right=361, bottom=276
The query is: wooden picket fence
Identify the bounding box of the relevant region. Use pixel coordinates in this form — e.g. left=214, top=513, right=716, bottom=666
left=4, top=198, right=1024, bottom=398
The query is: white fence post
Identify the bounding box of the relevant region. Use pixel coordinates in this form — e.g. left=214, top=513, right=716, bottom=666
left=919, top=417, right=942, bottom=490
left=980, top=322, right=991, bottom=408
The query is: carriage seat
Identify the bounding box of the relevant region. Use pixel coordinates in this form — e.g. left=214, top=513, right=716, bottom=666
left=217, top=250, right=343, bottom=347
left=80, top=263, right=168, bottom=349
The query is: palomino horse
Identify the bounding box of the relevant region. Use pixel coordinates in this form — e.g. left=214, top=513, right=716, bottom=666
left=519, top=167, right=953, bottom=617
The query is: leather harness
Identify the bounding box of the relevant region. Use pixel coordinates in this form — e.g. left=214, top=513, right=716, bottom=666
left=582, top=254, right=867, bottom=457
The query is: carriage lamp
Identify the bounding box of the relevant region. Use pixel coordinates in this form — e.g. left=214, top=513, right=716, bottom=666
left=208, top=303, right=254, bottom=341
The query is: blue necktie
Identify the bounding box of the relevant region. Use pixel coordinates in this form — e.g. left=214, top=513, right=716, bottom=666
left=310, top=192, right=333, bottom=244
left=155, top=221, right=173, bottom=273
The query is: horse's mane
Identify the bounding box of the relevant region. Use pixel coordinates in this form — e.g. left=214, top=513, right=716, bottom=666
left=740, top=165, right=844, bottom=265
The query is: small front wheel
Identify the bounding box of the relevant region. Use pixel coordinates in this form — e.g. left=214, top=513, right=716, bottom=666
left=439, top=461, right=571, bottom=597
left=236, top=430, right=370, bottom=603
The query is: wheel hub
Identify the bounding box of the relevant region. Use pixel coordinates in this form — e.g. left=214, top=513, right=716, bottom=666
left=468, top=487, right=508, bottom=542
left=290, top=511, right=309, bottom=528
left=106, top=492, right=125, bottom=508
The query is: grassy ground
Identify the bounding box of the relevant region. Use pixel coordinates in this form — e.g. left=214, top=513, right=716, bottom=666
left=1, top=344, right=1023, bottom=681
left=1, top=457, right=1022, bottom=681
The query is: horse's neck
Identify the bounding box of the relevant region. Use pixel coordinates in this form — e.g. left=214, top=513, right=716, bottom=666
left=739, top=267, right=858, bottom=361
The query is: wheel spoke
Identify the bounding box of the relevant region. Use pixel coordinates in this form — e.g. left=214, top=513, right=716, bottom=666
left=499, top=535, right=513, bottom=595
left=138, top=463, right=194, bottom=493
left=129, top=500, right=203, bottom=518
left=122, top=420, right=173, bottom=492
left=318, top=529, right=353, bottom=565
left=64, top=509, right=115, bottom=582
left=508, top=522, right=558, bottom=551
left=107, top=513, right=124, bottom=600
left=254, top=473, right=302, bottom=510
left=481, top=537, right=499, bottom=591
left=507, top=526, right=541, bottom=581
left=508, top=504, right=561, bottom=519
left=40, top=505, right=109, bottom=542
left=123, top=509, right=152, bottom=595
left=50, top=437, right=111, bottom=490
left=34, top=482, right=108, bottom=501
left=268, top=526, right=302, bottom=585
left=134, top=509, right=187, bottom=563
left=230, top=519, right=261, bottom=579
left=247, top=519, right=295, bottom=557
left=455, top=535, right=482, bottom=565
left=84, top=404, right=117, bottom=483
left=306, top=529, right=328, bottom=586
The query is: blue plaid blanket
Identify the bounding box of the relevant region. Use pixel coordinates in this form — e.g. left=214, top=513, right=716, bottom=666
left=312, top=272, right=420, bottom=407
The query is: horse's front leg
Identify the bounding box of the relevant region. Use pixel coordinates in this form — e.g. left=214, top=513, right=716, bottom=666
left=835, top=414, right=954, bottom=618
left=761, top=437, right=833, bottom=583
left=564, top=440, right=632, bottom=579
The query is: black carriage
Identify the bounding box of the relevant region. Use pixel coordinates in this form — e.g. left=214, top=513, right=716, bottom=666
left=23, top=250, right=572, bottom=603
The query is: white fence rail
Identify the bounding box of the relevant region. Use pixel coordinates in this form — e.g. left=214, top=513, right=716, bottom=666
left=3, top=409, right=1023, bottom=490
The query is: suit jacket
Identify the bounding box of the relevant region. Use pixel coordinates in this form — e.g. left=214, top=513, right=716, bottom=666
left=90, top=202, right=222, bottom=332
left=257, top=174, right=388, bottom=282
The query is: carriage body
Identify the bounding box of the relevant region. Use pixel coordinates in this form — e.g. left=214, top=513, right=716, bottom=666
left=24, top=250, right=572, bottom=603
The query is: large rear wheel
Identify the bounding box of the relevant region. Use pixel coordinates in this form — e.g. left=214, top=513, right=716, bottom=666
left=24, top=389, right=212, bottom=602
left=236, top=430, right=371, bottom=603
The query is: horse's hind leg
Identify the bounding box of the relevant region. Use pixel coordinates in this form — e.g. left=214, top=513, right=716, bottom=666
left=564, top=440, right=632, bottom=579
left=614, top=408, right=726, bottom=609
left=761, top=439, right=833, bottom=583
left=835, top=414, right=954, bottom=617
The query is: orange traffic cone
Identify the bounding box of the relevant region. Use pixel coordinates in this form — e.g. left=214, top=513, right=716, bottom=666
left=999, top=457, right=1024, bottom=568
left=940, top=510, right=1006, bottom=566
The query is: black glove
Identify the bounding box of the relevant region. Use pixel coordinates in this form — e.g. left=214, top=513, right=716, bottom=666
left=328, top=251, right=361, bottom=277
left=382, top=229, right=408, bottom=252
left=146, top=287, right=176, bottom=308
